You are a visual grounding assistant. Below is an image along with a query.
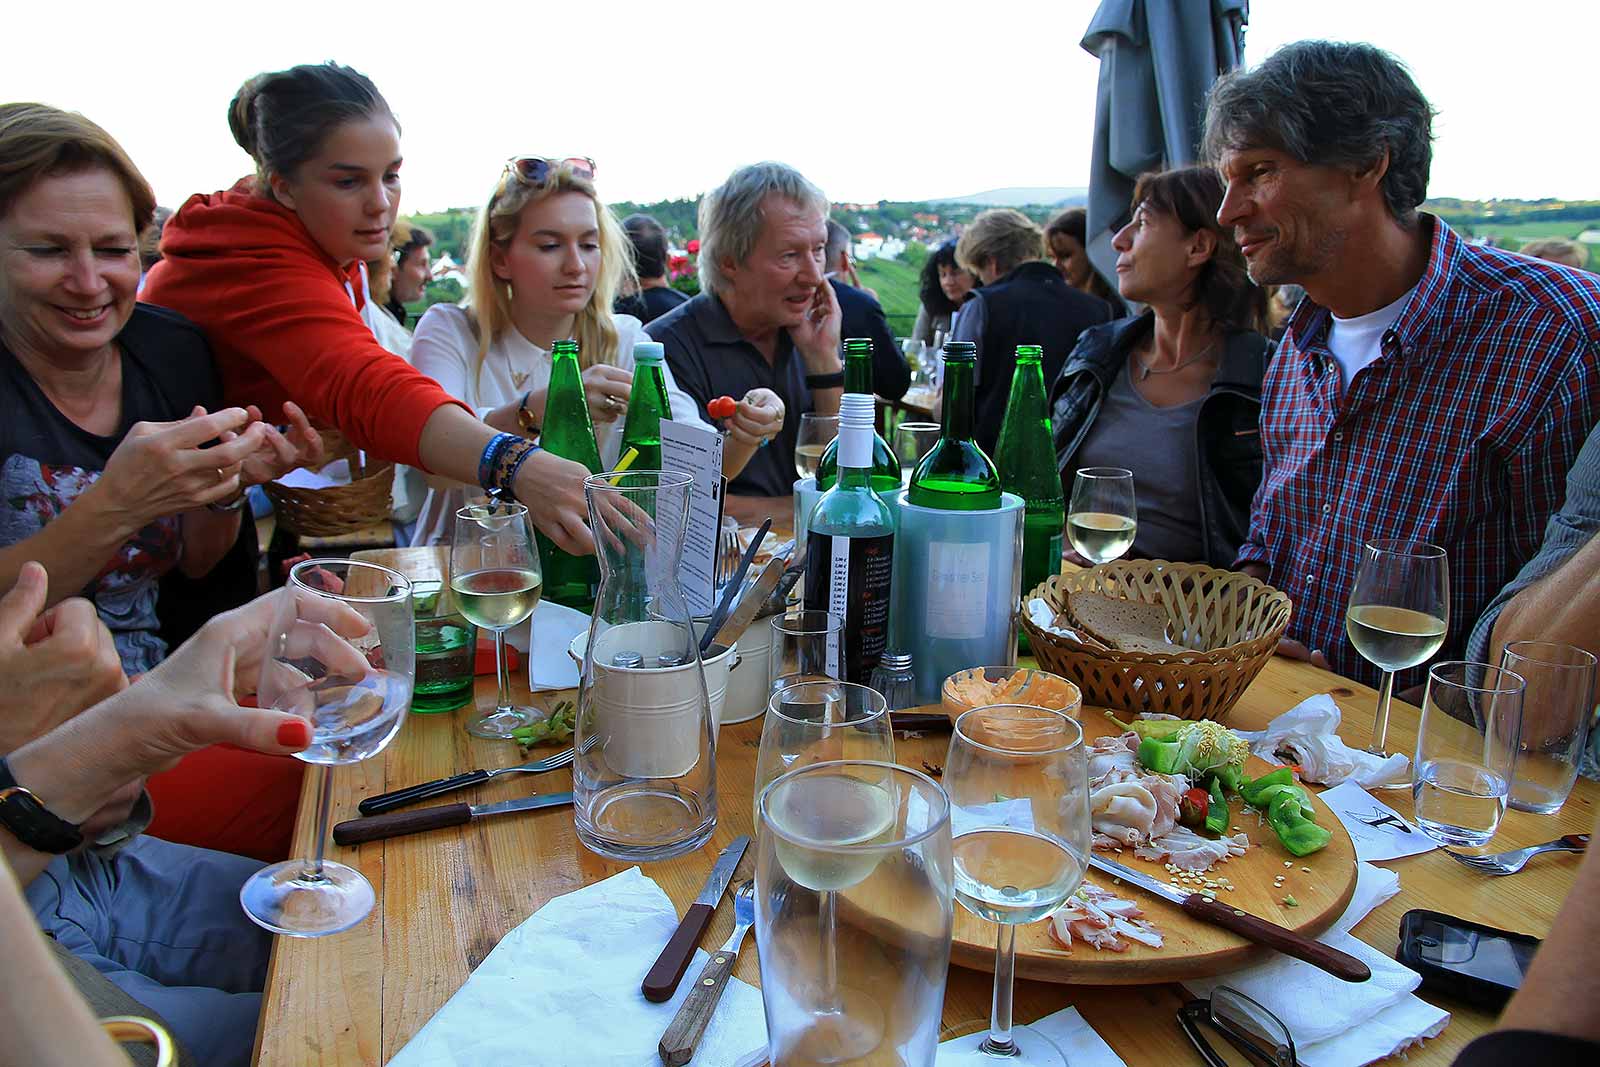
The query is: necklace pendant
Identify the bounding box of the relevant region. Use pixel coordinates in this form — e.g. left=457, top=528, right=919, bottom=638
left=1139, top=364, right=1151, bottom=381
left=511, top=370, right=529, bottom=390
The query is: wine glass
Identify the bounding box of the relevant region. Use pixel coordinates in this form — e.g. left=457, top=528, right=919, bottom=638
left=894, top=420, right=942, bottom=484
left=239, top=559, right=414, bottom=937
left=1067, top=467, right=1137, bottom=564
left=796, top=413, right=838, bottom=481
left=451, top=502, right=543, bottom=739
left=1344, top=539, right=1449, bottom=755
left=756, top=761, right=953, bottom=1066
left=942, top=704, right=1090, bottom=1066
left=755, top=679, right=894, bottom=826
left=1412, top=662, right=1524, bottom=847
left=903, top=337, right=929, bottom=385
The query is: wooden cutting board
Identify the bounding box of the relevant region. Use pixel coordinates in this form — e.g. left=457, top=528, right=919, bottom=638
left=947, top=708, right=1360, bottom=985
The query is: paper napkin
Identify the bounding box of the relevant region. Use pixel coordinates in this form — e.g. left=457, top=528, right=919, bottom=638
left=1318, top=781, right=1438, bottom=863
left=1234, top=695, right=1411, bottom=789
left=937, top=1006, right=1127, bottom=1066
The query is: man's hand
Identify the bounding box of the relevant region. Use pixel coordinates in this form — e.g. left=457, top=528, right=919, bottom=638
left=0, top=562, right=127, bottom=753
left=1275, top=636, right=1333, bottom=672
left=790, top=281, right=842, bottom=372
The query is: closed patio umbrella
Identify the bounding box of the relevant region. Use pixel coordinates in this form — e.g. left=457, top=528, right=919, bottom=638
left=1081, top=0, right=1248, bottom=288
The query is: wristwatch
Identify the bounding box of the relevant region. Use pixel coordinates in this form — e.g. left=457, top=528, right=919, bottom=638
left=0, top=756, right=84, bottom=854
left=516, top=392, right=540, bottom=437
left=804, top=370, right=844, bottom=389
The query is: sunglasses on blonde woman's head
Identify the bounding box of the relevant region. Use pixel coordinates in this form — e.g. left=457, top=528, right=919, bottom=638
left=503, top=156, right=597, bottom=185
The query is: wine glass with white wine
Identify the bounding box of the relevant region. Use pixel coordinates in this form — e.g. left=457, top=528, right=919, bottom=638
left=1067, top=467, right=1137, bottom=564
left=795, top=413, right=838, bottom=482
left=451, top=501, right=543, bottom=739
left=1345, top=539, right=1450, bottom=755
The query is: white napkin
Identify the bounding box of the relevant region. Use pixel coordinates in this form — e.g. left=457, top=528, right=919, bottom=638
left=1234, top=695, right=1411, bottom=789
left=1317, top=781, right=1438, bottom=862
left=525, top=599, right=590, bottom=691
left=1183, top=862, right=1449, bottom=1067
left=386, top=867, right=767, bottom=1066
left=938, top=1006, right=1127, bottom=1066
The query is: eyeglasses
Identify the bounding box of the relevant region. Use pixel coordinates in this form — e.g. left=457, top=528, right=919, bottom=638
left=503, top=156, right=597, bottom=186
left=1178, top=987, right=1296, bottom=1067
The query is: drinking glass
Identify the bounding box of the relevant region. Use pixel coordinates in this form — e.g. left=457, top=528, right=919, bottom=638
left=942, top=705, right=1090, bottom=1066
left=903, top=337, right=929, bottom=386
left=451, top=502, right=543, bottom=739
left=1344, top=539, right=1449, bottom=754
left=1500, top=641, right=1597, bottom=813
left=796, top=414, right=839, bottom=481
left=894, top=421, right=942, bottom=483
left=1412, top=662, right=1525, bottom=848
left=756, top=761, right=953, bottom=1067
left=1067, top=467, right=1137, bottom=564
left=769, top=610, right=844, bottom=696
left=409, top=579, right=476, bottom=714
left=755, top=680, right=894, bottom=826
left=239, top=559, right=414, bottom=936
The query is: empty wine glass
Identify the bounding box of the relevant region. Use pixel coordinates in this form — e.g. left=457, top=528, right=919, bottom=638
left=755, top=679, right=894, bottom=826
left=1412, top=662, right=1524, bottom=848
left=796, top=413, right=839, bottom=482
left=942, top=705, right=1090, bottom=1066
left=894, top=421, right=942, bottom=484
left=239, top=559, right=414, bottom=937
left=451, top=502, right=543, bottom=739
left=1344, top=539, right=1449, bottom=754
left=1067, top=467, right=1137, bottom=564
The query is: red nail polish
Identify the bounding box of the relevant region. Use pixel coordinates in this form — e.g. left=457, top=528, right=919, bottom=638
left=276, top=720, right=311, bottom=747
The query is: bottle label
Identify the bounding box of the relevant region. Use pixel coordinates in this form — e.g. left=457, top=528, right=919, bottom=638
left=803, top=531, right=894, bottom=684
left=925, top=540, right=991, bottom=639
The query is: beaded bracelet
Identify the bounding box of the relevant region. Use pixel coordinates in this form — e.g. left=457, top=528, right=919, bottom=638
left=488, top=438, right=543, bottom=501
left=477, top=432, right=520, bottom=494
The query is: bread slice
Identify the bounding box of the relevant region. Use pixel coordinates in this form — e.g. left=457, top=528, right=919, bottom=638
left=1066, top=591, right=1188, bottom=654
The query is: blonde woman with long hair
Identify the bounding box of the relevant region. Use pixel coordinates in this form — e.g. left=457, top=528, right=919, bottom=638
left=409, top=157, right=706, bottom=545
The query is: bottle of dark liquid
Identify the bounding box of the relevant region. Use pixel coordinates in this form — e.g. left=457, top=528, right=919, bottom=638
left=537, top=338, right=602, bottom=608
left=996, top=344, right=1065, bottom=596
left=816, top=338, right=901, bottom=493
left=619, top=341, right=671, bottom=471
left=906, top=341, right=1001, bottom=510
left=803, top=393, right=895, bottom=684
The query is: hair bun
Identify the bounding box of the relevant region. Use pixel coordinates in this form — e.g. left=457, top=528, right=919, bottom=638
left=227, top=74, right=269, bottom=158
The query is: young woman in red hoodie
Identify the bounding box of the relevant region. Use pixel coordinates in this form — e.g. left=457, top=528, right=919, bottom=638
left=142, top=63, right=594, bottom=554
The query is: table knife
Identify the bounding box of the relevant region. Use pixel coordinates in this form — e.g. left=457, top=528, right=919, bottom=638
left=641, top=834, right=750, bottom=1002
left=332, top=792, right=573, bottom=846
left=1085, top=853, right=1372, bottom=983
left=707, top=556, right=788, bottom=650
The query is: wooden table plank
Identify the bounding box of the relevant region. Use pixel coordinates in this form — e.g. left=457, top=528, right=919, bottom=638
left=255, top=547, right=1597, bottom=1066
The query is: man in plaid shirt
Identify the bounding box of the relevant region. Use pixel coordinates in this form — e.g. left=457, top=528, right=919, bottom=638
left=1204, top=41, right=1600, bottom=692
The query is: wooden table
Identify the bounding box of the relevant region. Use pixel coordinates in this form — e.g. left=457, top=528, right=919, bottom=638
left=254, top=549, right=1597, bottom=1066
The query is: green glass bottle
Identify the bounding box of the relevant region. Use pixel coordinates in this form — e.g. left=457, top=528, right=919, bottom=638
left=996, top=345, right=1066, bottom=648
left=906, top=341, right=1001, bottom=510
left=804, top=393, right=895, bottom=684
left=619, top=341, right=671, bottom=471
left=537, top=338, right=602, bottom=608
left=816, top=338, right=900, bottom=493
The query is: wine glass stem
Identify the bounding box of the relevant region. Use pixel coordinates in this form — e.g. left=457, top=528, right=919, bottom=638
left=821, top=888, right=841, bottom=1013
left=1371, top=669, right=1397, bottom=753
left=494, top=629, right=513, bottom=713
left=307, top=764, right=334, bottom=880
left=984, top=923, right=1018, bottom=1055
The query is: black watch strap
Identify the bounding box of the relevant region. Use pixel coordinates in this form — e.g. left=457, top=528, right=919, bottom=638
left=804, top=370, right=845, bottom=389
left=0, top=756, right=84, bottom=854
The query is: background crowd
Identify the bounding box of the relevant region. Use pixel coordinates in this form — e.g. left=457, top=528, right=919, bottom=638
left=1, top=36, right=1597, bottom=1067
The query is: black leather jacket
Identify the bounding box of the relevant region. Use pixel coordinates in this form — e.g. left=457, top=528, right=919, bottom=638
left=1048, top=314, right=1268, bottom=568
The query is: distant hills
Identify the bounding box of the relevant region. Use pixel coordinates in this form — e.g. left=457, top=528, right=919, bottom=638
left=931, top=187, right=1088, bottom=207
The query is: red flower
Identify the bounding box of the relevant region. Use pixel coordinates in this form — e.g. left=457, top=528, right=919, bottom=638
left=686, top=239, right=701, bottom=255
left=668, top=254, right=689, bottom=272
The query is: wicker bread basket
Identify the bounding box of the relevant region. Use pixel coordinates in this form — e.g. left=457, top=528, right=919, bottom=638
left=261, top=429, right=395, bottom=538
left=1019, top=560, right=1292, bottom=723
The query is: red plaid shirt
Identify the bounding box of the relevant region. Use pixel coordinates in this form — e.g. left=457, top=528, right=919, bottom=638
left=1237, top=217, right=1600, bottom=689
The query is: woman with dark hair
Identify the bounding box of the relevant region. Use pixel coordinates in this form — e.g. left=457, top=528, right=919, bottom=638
left=1044, top=206, right=1123, bottom=314
left=910, top=239, right=977, bottom=347
left=1049, top=165, right=1269, bottom=568
left=142, top=63, right=596, bottom=555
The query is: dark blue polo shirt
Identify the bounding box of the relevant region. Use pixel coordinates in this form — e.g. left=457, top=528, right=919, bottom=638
left=646, top=292, right=814, bottom=497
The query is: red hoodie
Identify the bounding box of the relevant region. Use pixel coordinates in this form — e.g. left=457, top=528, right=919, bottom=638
left=141, top=181, right=464, bottom=469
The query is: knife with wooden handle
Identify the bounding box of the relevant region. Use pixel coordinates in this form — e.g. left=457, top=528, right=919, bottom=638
left=332, top=792, right=573, bottom=846
left=642, top=835, right=750, bottom=1002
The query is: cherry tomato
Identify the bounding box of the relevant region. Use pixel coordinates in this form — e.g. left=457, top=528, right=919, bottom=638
left=708, top=396, right=737, bottom=419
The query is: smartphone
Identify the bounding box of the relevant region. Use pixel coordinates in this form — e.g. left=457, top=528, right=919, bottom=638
left=1397, top=909, right=1541, bottom=1008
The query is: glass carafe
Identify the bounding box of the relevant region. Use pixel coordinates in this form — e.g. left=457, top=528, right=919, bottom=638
left=573, top=470, right=717, bottom=861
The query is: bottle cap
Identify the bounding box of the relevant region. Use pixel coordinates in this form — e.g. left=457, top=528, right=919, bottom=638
left=836, top=393, right=875, bottom=470
left=941, top=340, right=977, bottom=361
left=839, top=392, right=876, bottom=429
left=879, top=651, right=913, bottom=671
left=633, top=341, right=665, bottom=364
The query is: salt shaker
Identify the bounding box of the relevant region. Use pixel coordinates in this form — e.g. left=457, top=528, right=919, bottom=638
left=869, top=651, right=919, bottom=711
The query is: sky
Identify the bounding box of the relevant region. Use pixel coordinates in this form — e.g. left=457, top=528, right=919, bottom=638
left=4, top=0, right=1594, bottom=213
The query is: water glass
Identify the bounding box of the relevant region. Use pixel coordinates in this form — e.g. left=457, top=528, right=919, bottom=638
left=1412, top=661, right=1525, bottom=848
left=770, top=610, right=844, bottom=695
left=894, top=421, right=942, bottom=483
left=410, top=579, right=476, bottom=714
left=1067, top=467, right=1137, bottom=565
left=755, top=680, right=894, bottom=826
left=240, top=559, right=414, bottom=936
left=1500, top=641, right=1597, bottom=813
left=756, top=761, right=953, bottom=1067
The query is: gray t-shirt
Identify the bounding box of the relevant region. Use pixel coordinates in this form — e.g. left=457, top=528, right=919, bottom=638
left=1073, top=361, right=1207, bottom=563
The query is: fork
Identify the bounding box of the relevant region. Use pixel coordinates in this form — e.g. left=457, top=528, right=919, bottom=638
left=659, top=879, right=756, bottom=1066
left=1446, top=833, right=1588, bottom=875
left=357, top=748, right=576, bottom=815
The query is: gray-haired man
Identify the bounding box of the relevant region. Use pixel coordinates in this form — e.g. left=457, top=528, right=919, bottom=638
left=647, top=162, right=842, bottom=496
